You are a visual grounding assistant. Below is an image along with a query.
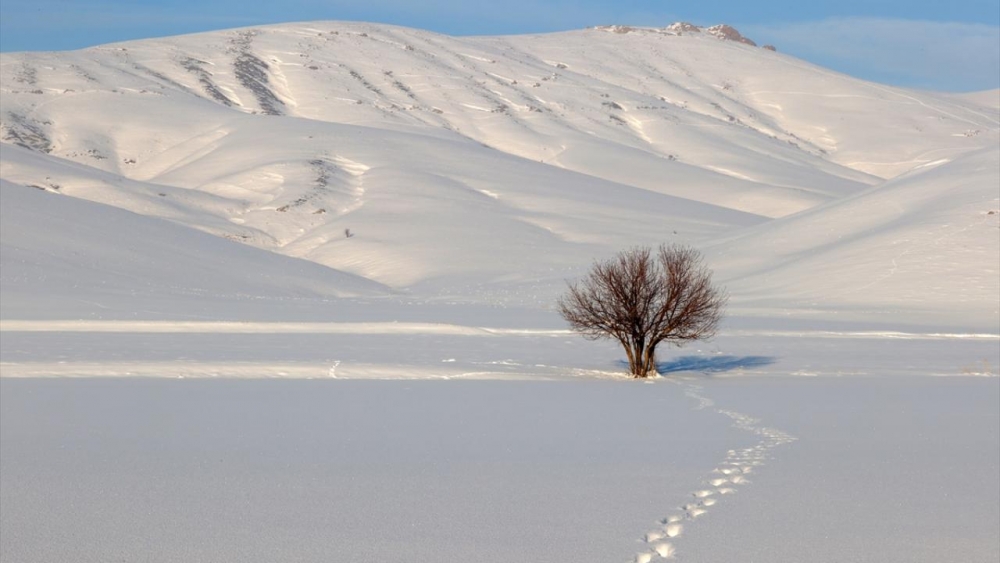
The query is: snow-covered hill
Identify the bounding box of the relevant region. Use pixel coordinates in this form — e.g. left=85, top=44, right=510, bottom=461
left=0, top=177, right=389, bottom=319
left=1, top=21, right=997, bottom=327
left=709, top=146, right=1000, bottom=328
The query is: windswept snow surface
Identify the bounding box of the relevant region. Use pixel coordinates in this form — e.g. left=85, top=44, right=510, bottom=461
left=1, top=21, right=999, bottom=563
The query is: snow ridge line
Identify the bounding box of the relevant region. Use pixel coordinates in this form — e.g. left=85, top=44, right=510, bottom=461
left=0, top=320, right=574, bottom=336
left=0, top=321, right=994, bottom=340
left=632, top=381, right=796, bottom=562
left=722, top=329, right=998, bottom=340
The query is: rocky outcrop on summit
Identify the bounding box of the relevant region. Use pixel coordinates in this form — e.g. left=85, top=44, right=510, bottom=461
left=705, top=25, right=757, bottom=47
left=665, top=22, right=701, bottom=34
left=661, top=22, right=763, bottom=47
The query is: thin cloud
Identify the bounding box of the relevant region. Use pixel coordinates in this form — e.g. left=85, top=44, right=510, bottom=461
left=743, top=18, right=1000, bottom=92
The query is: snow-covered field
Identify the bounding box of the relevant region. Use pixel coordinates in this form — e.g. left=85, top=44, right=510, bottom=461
left=1, top=20, right=998, bottom=562
left=2, top=378, right=997, bottom=562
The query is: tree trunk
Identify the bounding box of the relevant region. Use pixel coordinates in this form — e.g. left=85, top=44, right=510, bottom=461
left=628, top=339, right=658, bottom=378
left=621, top=338, right=638, bottom=376
left=641, top=345, right=658, bottom=377
left=623, top=341, right=640, bottom=377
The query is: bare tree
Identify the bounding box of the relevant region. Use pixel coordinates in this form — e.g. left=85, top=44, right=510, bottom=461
left=558, top=244, right=726, bottom=378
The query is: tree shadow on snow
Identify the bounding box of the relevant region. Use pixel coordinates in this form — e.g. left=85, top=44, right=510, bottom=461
left=656, top=355, right=776, bottom=375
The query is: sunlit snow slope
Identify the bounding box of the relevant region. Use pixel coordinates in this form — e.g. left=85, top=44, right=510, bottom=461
left=1, top=21, right=997, bottom=326
left=709, top=147, right=1000, bottom=327
left=0, top=178, right=389, bottom=318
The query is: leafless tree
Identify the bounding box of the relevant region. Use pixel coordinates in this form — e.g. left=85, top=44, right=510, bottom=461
left=558, top=244, right=727, bottom=378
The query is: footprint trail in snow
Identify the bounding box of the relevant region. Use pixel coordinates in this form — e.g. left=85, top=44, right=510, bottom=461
left=632, top=382, right=796, bottom=561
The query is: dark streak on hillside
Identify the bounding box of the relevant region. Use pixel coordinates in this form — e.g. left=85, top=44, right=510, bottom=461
left=132, top=63, right=193, bottom=94
left=274, top=159, right=335, bottom=212
left=181, top=58, right=235, bottom=106
left=383, top=71, right=418, bottom=101
left=14, top=63, right=38, bottom=86
left=230, top=30, right=284, bottom=116
left=234, top=52, right=283, bottom=115
left=346, top=67, right=384, bottom=97
left=2, top=112, right=52, bottom=153
left=70, top=64, right=99, bottom=83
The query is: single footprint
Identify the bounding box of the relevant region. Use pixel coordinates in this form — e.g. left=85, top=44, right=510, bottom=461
left=664, top=523, right=683, bottom=538
left=661, top=515, right=683, bottom=525
left=652, top=542, right=676, bottom=558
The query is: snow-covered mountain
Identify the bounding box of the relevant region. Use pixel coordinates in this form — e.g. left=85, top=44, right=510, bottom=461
left=1, top=21, right=997, bottom=328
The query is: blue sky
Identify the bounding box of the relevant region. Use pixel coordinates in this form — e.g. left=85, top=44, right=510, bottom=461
left=1, top=1, right=998, bottom=91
